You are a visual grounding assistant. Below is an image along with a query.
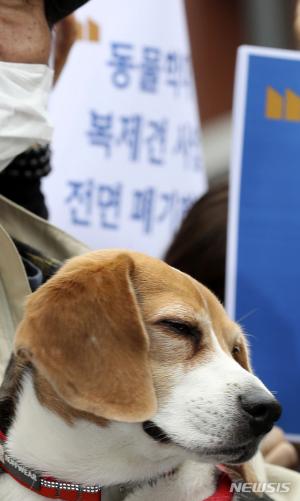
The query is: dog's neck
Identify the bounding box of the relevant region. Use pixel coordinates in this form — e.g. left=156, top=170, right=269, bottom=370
left=0, top=374, right=217, bottom=500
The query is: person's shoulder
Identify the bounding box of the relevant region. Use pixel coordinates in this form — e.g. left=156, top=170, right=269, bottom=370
left=45, top=0, right=90, bottom=25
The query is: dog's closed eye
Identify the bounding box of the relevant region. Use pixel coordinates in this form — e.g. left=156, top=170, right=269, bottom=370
left=157, top=319, right=202, bottom=344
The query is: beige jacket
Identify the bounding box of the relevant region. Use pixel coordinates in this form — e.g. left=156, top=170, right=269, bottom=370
left=0, top=194, right=89, bottom=381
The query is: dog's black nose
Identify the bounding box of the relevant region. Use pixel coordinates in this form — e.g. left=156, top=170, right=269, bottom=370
left=240, top=390, right=282, bottom=436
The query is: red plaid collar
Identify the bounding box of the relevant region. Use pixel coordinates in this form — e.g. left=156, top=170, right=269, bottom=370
left=0, top=430, right=101, bottom=500
left=0, top=429, right=234, bottom=501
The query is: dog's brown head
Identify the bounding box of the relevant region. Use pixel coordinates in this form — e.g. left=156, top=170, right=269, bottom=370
left=14, top=250, right=281, bottom=465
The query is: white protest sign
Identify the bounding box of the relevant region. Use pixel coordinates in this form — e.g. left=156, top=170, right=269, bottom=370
left=44, top=0, right=207, bottom=257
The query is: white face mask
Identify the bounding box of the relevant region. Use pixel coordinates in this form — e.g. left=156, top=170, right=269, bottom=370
left=0, top=62, right=54, bottom=173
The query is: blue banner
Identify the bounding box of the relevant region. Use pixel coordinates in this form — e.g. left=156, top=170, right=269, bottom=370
left=227, top=46, right=300, bottom=437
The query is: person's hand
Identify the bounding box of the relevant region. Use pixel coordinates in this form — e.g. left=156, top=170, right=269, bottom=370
left=261, top=426, right=299, bottom=469
left=0, top=0, right=51, bottom=64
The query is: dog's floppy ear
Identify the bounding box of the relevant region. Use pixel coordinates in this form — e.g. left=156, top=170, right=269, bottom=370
left=14, top=253, right=157, bottom=422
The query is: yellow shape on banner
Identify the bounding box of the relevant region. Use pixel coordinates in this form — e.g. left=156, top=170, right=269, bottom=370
left=88, top=19, right=100, bottom=42
left=76, top=18, right=100, bottom=42
left=285, top=89, right=300, bottom=121
left=265, top=87, right=283, bottom=119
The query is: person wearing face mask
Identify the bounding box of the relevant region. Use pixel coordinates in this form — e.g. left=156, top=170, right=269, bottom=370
left=0, top=0, right=89, bottom=176
left=0, top=8, right=78, bottom=218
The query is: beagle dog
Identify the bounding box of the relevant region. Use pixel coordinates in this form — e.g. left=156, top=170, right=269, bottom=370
left=0, top=250, right=281, bottom=501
